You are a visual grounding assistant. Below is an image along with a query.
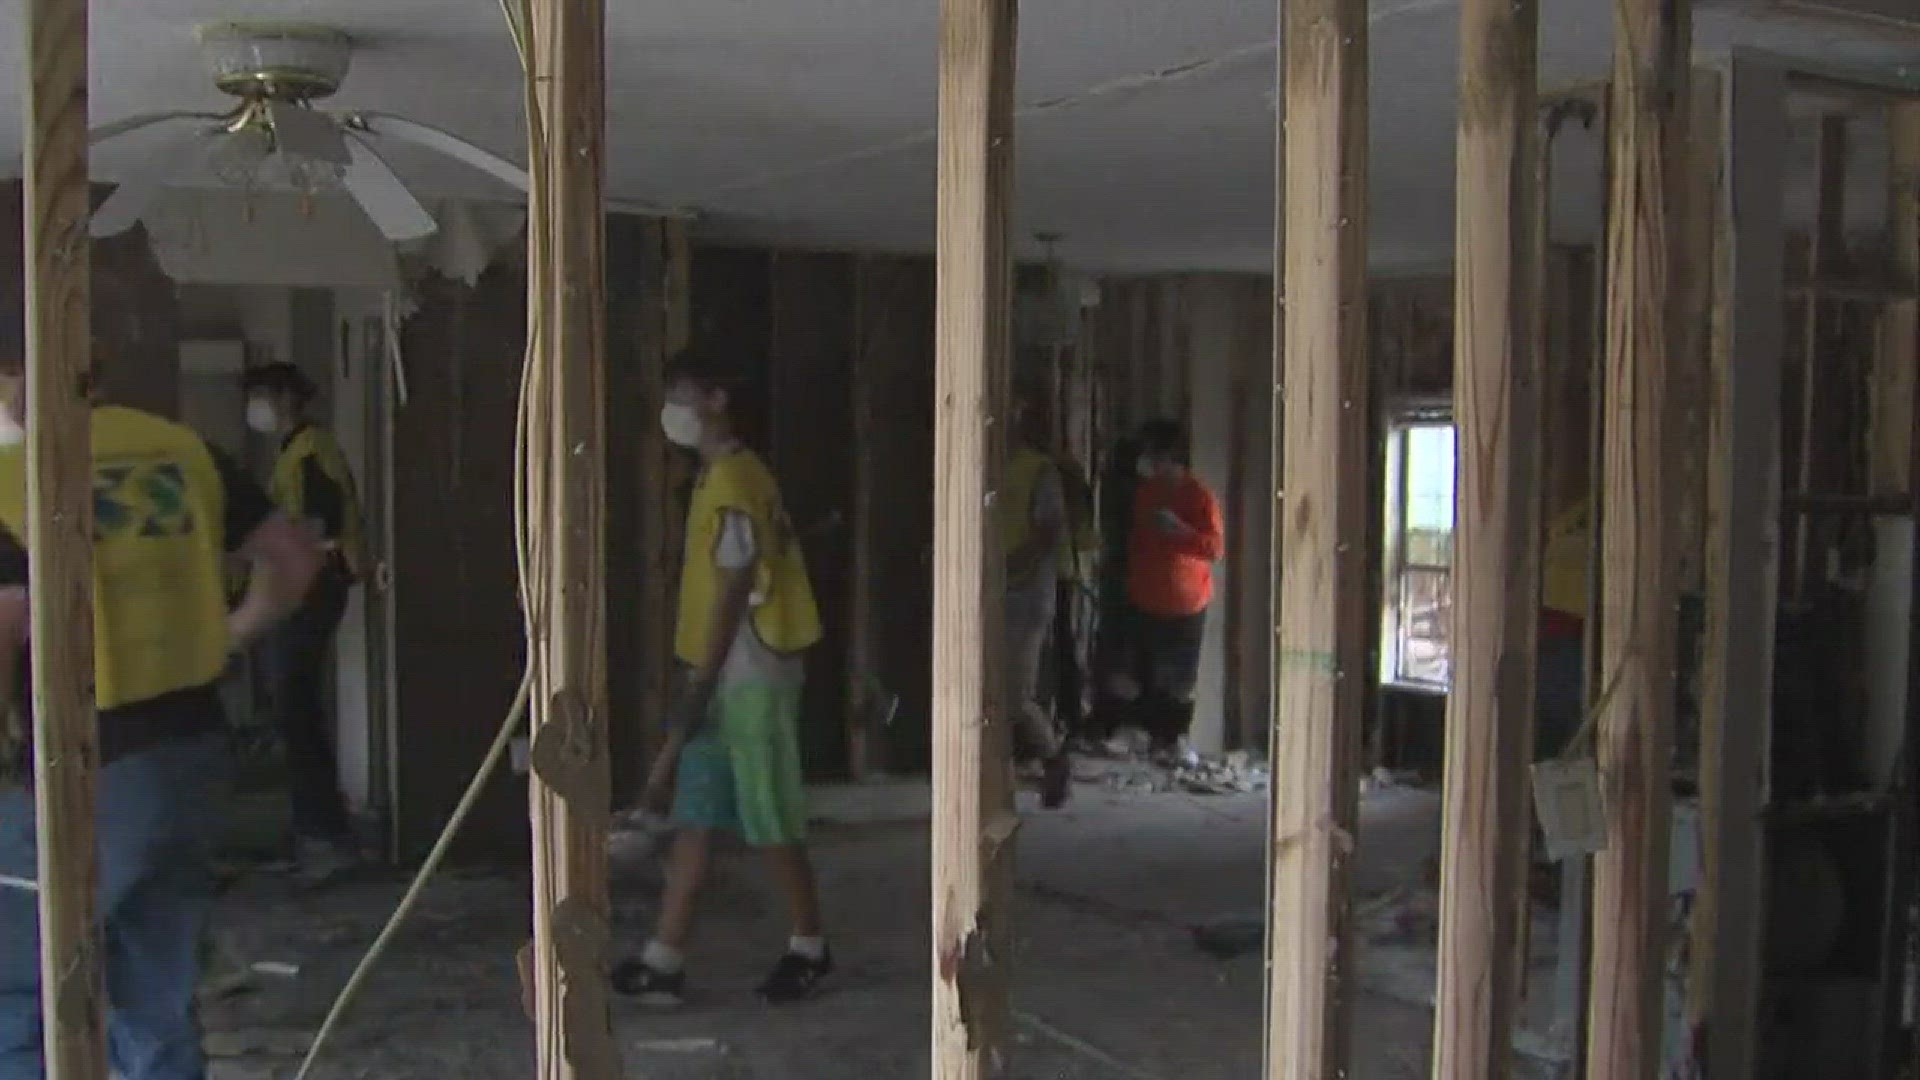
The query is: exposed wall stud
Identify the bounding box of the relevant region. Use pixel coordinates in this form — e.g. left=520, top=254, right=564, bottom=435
left=1431, top=0, right=1542, bottom=1072
left=932, top=0, right=1019, bottom=1074
left=1266, top=0, right=1370, bottom=1075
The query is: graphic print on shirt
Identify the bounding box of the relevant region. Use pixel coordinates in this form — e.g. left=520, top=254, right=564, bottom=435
left=94, top=461, right=197, bottom=541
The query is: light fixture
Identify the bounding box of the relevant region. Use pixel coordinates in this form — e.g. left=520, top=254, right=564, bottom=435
left=197, top=23, right=353, bottom=100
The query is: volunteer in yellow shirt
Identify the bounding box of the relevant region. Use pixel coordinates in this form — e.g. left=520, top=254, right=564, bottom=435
left=1000, top=404, right=1072, bottom=808
left=0, top=344, right=320, bottom=1080
left=240, top=362, right=366, bottom=885
left=614, top=347, right=832, bottom=1008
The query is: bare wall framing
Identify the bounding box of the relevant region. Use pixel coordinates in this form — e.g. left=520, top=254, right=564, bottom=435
left=685, top=246, right=940, bottom=778
left=390, top=214, right=671, bottom=860
left=0, top=181, right=181, bottom=417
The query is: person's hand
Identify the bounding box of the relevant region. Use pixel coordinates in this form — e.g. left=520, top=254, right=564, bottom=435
left=515, top=940, right=536, bottom=1021
left=642, top=752, right=678, bottom=814
left=667, top=676, right=717, bottom=736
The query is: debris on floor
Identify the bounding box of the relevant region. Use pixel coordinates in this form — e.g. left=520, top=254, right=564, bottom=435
left=1069, top=738, right=1271, bottom=795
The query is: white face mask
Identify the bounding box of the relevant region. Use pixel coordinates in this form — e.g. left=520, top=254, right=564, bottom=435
left=246, top=397, right=281, bottom=436
left=660, top=402, right=704, bottom=448
left=1136, top=455, right=1157, bottom=479
left=0, top=412, right=23, bottom=449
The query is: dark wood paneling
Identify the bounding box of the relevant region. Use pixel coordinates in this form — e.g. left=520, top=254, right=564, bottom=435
left=604, top=215, right=665, bottom=802
left=690, top=248, right=773, bottom=449
left=0, top=181, right=181, bottom=417
left=855, top=257, right=936, bottom=773
left=391, top=261, right=531, bottom=862
left=768, top=253, right=857, bottom=779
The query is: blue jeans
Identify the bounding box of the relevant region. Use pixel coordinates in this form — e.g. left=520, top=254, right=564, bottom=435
left=258, top=566, right=352, bottom=843
left=0, top=733, right=229, bottom=1080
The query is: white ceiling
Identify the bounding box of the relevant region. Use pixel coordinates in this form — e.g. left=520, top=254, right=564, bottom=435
left=6, top=0, right=1920, bottom=273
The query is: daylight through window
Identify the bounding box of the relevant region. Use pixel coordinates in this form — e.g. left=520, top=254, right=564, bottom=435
left=1380, top=419, right=1456, bottom=690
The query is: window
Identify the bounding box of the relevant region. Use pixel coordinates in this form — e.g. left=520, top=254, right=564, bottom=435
left=1380, top=418, right=1456, bottom=690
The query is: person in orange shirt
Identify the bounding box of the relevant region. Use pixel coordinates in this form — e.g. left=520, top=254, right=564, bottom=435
left=1125, top=420, right=1224, bottom=753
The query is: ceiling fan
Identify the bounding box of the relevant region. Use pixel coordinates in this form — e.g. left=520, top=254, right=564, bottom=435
left=88, top=22, right=535, bottom=243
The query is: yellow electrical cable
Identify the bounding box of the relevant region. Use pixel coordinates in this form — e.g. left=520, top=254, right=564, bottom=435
left=292, top=1, right=555, bottom=1074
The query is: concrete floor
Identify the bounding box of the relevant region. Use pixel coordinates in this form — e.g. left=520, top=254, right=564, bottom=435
left=201, top=779, right=1562, bottom=1079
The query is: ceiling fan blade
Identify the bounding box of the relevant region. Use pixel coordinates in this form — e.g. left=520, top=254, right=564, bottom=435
left=266, top=102, right=349, bottom=165
left=351, top=111, right=529, bottom=192
left=89, top=129, right=219, bottom=238
left=342, top=133, right=438, bottom=241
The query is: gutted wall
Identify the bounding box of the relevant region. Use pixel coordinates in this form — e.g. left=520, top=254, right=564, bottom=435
left=383, top=237, right=946, bottom=858
left=386, top=213, right=691, bottom=860
left=0, top=182, right=181, bottom=415
left=684, top=248, right=938, bottom=778
left=1086, top=274, right=1274, bottom=754
left=389, top=258, right=534, bottom=860
left=1084, top=271, right=1595, bottom=766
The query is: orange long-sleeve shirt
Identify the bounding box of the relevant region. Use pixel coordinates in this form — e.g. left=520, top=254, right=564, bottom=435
left=1127, top=473, right=1224, bottom=617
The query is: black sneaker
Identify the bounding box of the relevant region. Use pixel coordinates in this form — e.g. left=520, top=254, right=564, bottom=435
left=611, top=959, right=686, bottom=1008
left=756, top=948, right=833, bottom=1004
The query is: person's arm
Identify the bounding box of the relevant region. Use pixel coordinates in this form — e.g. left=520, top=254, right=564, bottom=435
left=1195, top=485, right=1226, bottom=560
left=0, top=531, right=30, bottom=757
left=644, top=510, right=755, bottom=805
left=661, top=510, right=756, bottom=744
left=229, top=515, right=323, bottom=650
left=1008, top=469, right=1064, bottom=576
left=299, top=456, right=348, bottom=548
left=698, top=510, right=760, bottom=678
left=0, top=586, right=23, bottom=714
left=1165, top=483, right=1226, bottom=561
left=208, top=443, right=323, bottom=650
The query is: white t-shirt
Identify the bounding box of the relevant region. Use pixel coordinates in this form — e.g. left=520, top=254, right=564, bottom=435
left=712, top=510, right=806, bottom=689
left=1006, top=468, right=1065, bottom=631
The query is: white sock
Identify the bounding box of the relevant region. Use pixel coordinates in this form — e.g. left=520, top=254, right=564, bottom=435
left=642, top=939, right=685, bottom=975
left=788, top=935, right=827, bottom=961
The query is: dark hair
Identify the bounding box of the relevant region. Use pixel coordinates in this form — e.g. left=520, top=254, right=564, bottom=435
left=240, top=362, right=317, bottom=402
left=664, top=346, right=747, bottom=416
left=1136, top=419, right=1190, bottom=463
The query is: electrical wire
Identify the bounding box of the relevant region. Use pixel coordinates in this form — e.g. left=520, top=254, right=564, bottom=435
left=292, top=0, right=554, bottom=1074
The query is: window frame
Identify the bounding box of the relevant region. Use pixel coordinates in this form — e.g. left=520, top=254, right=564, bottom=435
left=1378, top=406, right=1456, bottom=693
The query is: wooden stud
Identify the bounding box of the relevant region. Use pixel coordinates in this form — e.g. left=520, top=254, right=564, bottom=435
left=23, top=0, right=102, bottom=1075
left=1226, top=278, right=1275, bottom=752
left=848, top=259, right=878, bottom=779
left=1789, top=115, right=1850, bottom=601
left=1670, top=71, right=1723, bottom=598
left=1266, top=0, right=1369, bottom=1075
left=1431, top=0, right=1541, bottom=1074
left=1692, top=50, right=1789, bottom=1080
left=1677, top=65, right=1728, bottom=1042
left=1586, top=1, right=1689, bottom=1076
left=637, top=219, right=690, bottom=765
left=1872, top=102, right=1920, bottom=499
left=932, top=0, right=1018, bottom=1074
left=524, top=0, right=618, bottom=1074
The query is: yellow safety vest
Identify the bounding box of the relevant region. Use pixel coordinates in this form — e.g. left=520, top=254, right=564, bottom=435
left=999, top=449, right=1052, bottom=555
left=0, top=405, right=231, bottom=710
left=1542, top=502, right=1590, bottom=618
left=1059, top=459, right=1100, bottom=584
left=270, top=426, right=367, bottom=579
left=675, top=448, right=822, bottom=665
left=1000, top=447, right=1083, bottom=576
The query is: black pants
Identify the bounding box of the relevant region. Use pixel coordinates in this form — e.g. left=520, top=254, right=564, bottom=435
left=1050, top=580, right=1084, bottom=737
left=260, top=566, right=353, bottom=842
left=1130, top=610, right=1206, bottom=751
